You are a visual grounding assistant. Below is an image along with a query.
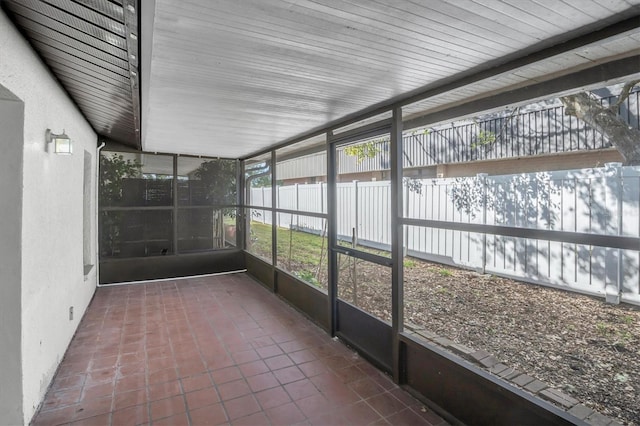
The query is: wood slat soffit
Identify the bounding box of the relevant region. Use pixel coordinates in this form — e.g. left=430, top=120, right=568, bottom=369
left=2, top=0, right=141, bottom=148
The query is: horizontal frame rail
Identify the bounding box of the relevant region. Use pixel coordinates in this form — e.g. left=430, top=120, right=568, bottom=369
left=246, top=206, right=328, bottom=220
left=271, top=208, right=327, bottom=219
left=332, top=245, right=393, bottom=267
left=100, top=206, right=174, bottom=211
left=101, top=204, right=240, bottom=211
left=330, top=119, right=392, bottom=146
left=402, top=218, right=640, bottom=251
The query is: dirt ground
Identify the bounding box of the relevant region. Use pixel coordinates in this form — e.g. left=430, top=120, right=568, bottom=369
left=338, top=257, right=640, bottom=425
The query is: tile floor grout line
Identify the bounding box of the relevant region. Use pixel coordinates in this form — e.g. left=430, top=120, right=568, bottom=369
left=193, top=276, right=234, bottom=424
left=33, top=273, right=446, bottom=426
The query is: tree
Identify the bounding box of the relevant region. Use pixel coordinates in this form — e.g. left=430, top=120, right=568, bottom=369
left=99, top=153, right=142, bottom=256
left=344, top=140, right=382, bottom=163
left=192, top=159, right=237, bottom=205
left=245, top=161, right=271, bottom=188
left=99, top=153, right=142, bottom=205
left=560, top=80, right=640, bottom=165
left=470, top=129, right=496, bottom=149
left=250, top=175, right=272, bottom=188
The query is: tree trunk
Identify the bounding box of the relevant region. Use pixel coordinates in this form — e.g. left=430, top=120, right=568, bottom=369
left=560, top=92, right=640, bottom=165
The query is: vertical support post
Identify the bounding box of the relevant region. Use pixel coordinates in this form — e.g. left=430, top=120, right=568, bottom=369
left=271, top=152, right=278, bottom=288
left=478, top=173, right=489, bottom=274
left=276, top=179, right=282, bottom=229
left=261, top=187, right=266, bottom=223
left=390, top=107, right=404, bottom=383
left=237, top=159, right=245, bottom=251
left=172, top=154, right=179, bottom=255
left=245, top=161, right=252, bottom=251
left=327, top=131, right=338, bottom=336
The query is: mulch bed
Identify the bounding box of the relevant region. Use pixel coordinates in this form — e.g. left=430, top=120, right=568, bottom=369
left=339, top=258, right=640, bottom=425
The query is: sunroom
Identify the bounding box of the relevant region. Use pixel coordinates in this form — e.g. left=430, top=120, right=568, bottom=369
left=1, top=1, right=639, bottom=425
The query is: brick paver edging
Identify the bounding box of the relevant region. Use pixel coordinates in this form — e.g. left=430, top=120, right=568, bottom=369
left=405, top=325, right=624, bottom=426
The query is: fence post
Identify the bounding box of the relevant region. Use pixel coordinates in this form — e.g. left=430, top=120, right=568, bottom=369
left=353, top=180, right=359, bottom=247
left=605, top=162, right=623, bottom=304
left=477, top=173, right=489, bottom=274
left=404, top=183, right=409, bottom=257
left=319, top=182, right=324, bottom=236
left=261, top=187, right=266, bottom=224
left=295, top=183, right=299, bottom=229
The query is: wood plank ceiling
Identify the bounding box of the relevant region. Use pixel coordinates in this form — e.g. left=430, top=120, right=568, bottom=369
left=144, top=0, right=640, bottom=158
left=2, top=0, right=140, bottom=147
left=3, top=1, right=639, bottom=157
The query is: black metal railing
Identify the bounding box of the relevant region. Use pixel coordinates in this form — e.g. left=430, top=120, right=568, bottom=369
left=333, top=90, right=639, bottom=173
left=402, top=90, right=639, bottom=167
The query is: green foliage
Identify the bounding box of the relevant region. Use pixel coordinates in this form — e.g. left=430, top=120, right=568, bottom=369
left=193, top=159, right=237, bottom=205
left=595, top=318, right=635, bottom=349
left=619, top=314, right=634, bottom=325
left=99, top=153, right=143, bottom=256
left=247, top=223, right=328, bottom=288
left=595, top=322, right=610, bottom=335
left=471, top=130, right=496, bottom=148
left=344, top=140, right=381, bottom=163
left=250, top=175, right=272, bottom=188
left=427, top=266, right=454, bottom=277
left=403, top=259, right=417, bottom=268
left=295, top=270, right=321, bottom=288
left=438, top=268, right=454, bottom=277
left=245, top=161, right=271, bottom=188
left=99, top=153, right=142, bottom=204
left=248, top=222, right=325, bottom=264
left=410, top=128, right=430, bottom=137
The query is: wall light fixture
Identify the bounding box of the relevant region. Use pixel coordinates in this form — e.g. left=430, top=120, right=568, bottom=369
left=45, top=129, right=73, bottom=155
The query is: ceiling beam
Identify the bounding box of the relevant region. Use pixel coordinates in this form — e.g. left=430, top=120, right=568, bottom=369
left=123, top=0, right=141, bottom=150
left=140, top=0, right=156, bottom=151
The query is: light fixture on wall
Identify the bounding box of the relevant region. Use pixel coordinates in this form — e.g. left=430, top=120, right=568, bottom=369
left=45, top=129, right=73, bottom=155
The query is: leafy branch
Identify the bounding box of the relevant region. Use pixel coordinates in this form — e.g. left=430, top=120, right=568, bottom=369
left=99, top=153, right=142, bottom=204
left=344, top=140, right=382, bottom=163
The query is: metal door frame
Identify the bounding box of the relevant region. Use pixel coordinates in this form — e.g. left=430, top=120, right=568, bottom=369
left=326, top=117, right=399, bottom=372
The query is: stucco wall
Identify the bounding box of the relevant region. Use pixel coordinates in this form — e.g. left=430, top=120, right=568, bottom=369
left=0, top=10, right=98, bottom=424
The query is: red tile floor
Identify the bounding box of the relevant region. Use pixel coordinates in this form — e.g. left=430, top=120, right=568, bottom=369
left=32, top=273, right=448, bottom=425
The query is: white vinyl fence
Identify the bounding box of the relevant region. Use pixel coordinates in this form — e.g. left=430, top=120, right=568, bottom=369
left=250, top=165, right=640, bottom=305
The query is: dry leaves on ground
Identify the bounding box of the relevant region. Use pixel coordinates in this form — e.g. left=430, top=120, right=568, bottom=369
left=341, top=258, right=640, bottom=425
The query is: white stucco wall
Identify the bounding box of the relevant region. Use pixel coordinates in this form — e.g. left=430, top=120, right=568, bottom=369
left=0, top=10, right=98, bottom=424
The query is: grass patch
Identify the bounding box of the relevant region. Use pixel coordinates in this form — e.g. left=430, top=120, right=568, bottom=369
left=438, top=268, right=454, bottom=277
left=249, top=223, right=327, bottom=258
left=249, top=222, right=328, bottom=287
left=404, top=259, right=417, bottom=268
left=620, top=314, right=634, bottom=325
